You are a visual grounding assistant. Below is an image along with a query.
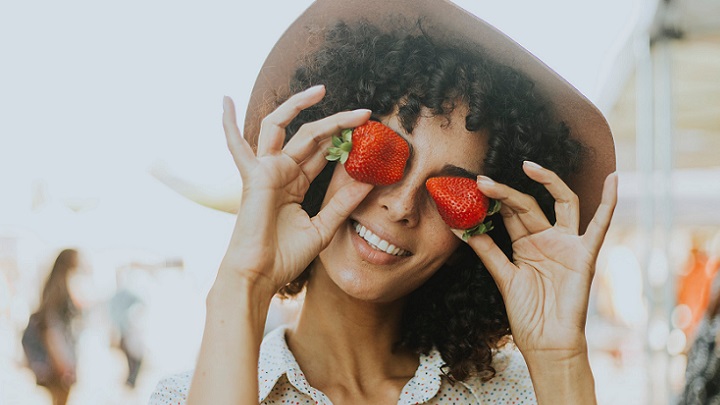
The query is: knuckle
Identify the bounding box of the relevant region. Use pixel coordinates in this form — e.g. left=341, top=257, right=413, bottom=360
left=260, top=114, right=279, bottom=130
left=516, top=207, right=531, bottom=215
left=520, top=194, right=537, bottom=209
left=283, top=94, right=305, bottom=113
left=333, top=116, right=346, bottom=132
left=299, top=119, right=316, bottom=132
left=294, top=122, right=313, bottom=140
left=311, top=132, right=325, bottom=145
left=559, top=192, right=579, bottom=206
left=298, top=121, right=331, bottom=145
left=292, top=102, right=304, bottom=115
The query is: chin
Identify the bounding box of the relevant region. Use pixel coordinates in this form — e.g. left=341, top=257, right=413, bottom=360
left=335, top=268, right=399, bottom=302
left=318, top=258, right=419, bottom=304
left=314, top=220, right=437, bottom=304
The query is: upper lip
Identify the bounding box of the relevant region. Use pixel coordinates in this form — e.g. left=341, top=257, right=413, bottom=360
left=351, top=218, right=413, bottom=255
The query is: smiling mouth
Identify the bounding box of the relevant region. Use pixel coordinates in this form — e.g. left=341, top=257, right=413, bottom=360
left=352, top=221, right=412, bottom=257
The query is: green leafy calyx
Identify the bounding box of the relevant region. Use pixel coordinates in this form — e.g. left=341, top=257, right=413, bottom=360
left=460, top=199, right=502, bottom=241
left=326, top=128, right=353, bottom=164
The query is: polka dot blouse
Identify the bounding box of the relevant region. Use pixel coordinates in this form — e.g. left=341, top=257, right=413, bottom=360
left=149, top=326, right=537, bottom=404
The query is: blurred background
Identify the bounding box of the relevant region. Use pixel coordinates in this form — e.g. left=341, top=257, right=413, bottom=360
left=1, top=0, right=718, bottom=404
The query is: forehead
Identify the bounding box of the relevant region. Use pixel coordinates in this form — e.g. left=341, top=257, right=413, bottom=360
left=383, top=107, right=488, bottom=174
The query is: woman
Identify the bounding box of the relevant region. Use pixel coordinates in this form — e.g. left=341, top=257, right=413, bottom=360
left=150, top=0, right=617, bottom=403
left=22, top=249, right=82, bottom=405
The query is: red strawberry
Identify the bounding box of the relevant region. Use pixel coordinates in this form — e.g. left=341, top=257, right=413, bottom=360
left=426, top=176, right=501, bottom=241
left=326, top=121, right=410, bottom=185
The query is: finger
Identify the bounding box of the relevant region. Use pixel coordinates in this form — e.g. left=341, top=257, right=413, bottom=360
left=582, top=172, right=618, bottom=254
left=312, top=181, right=374, bottom=246
left=499, top=204, right=529, bottom=243
left=522, top=161, right=580, bottom=234
left=223, top=96, right=256, bottom=176
left=452, top=231, right=515, bottom=290
left=298, top=138, right=334, bottom=182
left=476, top=175, right=552, bottom=234
left=257, top=85, right=326, bottom=156
left=283, top=109, right=372, bottom=165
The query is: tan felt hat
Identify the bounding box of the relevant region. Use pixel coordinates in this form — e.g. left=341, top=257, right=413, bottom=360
left=243, top=0, right=616, bottom=233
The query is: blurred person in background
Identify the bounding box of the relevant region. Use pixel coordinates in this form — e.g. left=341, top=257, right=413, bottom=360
left=21, top=248, right=84, bottom=405
left=108, top=257, right=182, bottom=390
left=678, top=231, right=720, bottom=405
left=108, top=268, right=145, bottom=390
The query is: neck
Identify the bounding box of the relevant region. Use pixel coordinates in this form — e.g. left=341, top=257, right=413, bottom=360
left=286, top=267, right=418, bottom=389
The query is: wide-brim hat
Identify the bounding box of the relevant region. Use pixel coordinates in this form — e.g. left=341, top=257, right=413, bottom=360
left=206, top=0, right=614, bottom=235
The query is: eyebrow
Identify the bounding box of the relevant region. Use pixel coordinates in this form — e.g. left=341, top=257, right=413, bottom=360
left=438, top=164, right=480, bottom=180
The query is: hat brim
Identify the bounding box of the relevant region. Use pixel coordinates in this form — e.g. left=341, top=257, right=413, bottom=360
left=244, top=0, right=616, bottom=233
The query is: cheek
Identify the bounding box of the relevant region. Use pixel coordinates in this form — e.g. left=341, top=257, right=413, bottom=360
left=387, top=239, right=459, bottom=299
left=417, top=219, right=463, bottom=268
left=429, top=232, right=461, bottom=265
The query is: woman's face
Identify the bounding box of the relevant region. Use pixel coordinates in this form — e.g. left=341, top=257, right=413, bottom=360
left=316, top=106, right=489, bottom=302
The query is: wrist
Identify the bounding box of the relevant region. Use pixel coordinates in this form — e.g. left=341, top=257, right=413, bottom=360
left=207, top=271, right=276, bottom=314
left=522, top=338, right=589, bottom=365
left=213, top=260, right=278, bottom=295
left=522, top=343, right=597, bottom=405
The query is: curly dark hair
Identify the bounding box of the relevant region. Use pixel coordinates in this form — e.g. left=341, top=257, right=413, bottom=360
left=274, top=19, right=585, bottom=382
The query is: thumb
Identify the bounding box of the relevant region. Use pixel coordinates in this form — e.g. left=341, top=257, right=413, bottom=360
left=312, top=181, right=373, bottom=246
left=452, top=230, right=515, bottom=290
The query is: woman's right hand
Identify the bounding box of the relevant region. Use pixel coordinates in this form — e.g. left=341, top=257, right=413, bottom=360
left=219, top=85, right=373, bottom=296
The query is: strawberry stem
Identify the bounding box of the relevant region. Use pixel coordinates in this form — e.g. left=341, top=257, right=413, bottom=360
left=326, top=128, right=354, bottom=163
left=461, top=220, right=494, bottom=242
left=488, top=199, right=501, bottom=216
left=341, top=128, right=352, bottom=143
left=460, top=200, right=501, bottom=241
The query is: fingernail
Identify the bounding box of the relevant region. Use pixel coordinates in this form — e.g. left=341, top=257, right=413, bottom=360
left=305, top=84, right=325, bottom=94
left=353, top=108, right=372, bottom=115
left=477, top=175, right=495, bottom=186
left=523, top=160, right=543, bottom=169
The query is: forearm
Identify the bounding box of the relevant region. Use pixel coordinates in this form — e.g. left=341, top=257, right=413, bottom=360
left=524, top=344, right=597, bottom=405
left=187, top=275, right=274, bottom=405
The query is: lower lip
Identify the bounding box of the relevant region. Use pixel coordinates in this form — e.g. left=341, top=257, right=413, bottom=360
left=349, top=223, right=409, bottom=266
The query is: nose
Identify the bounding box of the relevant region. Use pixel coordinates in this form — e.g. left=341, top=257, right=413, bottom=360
left=376, top=176, right=423, bottom=227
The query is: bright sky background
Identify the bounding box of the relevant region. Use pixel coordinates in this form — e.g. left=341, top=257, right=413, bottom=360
left=0, top=0, right=647, bottom=289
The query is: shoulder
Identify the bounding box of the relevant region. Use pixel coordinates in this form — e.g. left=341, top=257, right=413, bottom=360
left=148, top=370, right=192, bottom=405
left=466, top=345, right=537, bottom=405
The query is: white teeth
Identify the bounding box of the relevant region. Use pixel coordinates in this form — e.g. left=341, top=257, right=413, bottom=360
left=353, top=222, right=410, bottom=256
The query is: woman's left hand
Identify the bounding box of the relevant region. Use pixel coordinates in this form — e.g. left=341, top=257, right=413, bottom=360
left=460, top=161, right=618, bottom=359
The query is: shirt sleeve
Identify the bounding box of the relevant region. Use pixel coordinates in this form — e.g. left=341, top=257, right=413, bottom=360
left=148, top=371, right=192, bottom=405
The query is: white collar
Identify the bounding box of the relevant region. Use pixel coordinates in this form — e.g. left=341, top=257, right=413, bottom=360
left=257, top=326, right=448, bottom=403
